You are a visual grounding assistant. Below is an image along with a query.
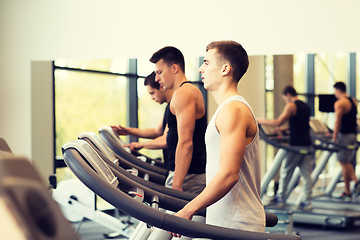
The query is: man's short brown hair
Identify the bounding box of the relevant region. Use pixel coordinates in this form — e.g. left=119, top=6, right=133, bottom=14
left=206, top=41, right=249, bottom=83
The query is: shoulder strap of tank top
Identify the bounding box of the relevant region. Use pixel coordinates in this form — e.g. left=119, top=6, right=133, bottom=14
left=348, top=97, right=356, bottom=108
left=216, top=95, right=255, bottom=118
left=180, top=81, right=193, bottom=87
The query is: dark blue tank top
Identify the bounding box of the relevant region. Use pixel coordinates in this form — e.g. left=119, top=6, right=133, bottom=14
left=289, top=100, right=311, bottom=146
left=161, top=104, right=170, bottom=169
left=340, top=97, right=357, bottom=134
left=166, top=82, right=207, bottom=173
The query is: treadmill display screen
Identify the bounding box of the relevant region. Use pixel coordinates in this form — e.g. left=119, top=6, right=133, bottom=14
left=82, top=144, right=117, bottom=184
left=318, top=94, right=337, bottom=112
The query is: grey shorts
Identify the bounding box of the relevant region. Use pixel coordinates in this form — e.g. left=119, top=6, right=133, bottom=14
left=165, top=171, right=206, bottom=195
left=336, top=133, right=357, bottom=163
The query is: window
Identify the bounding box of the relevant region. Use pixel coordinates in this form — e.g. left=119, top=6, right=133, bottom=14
left=54, top=56, right=205, bottom=183
left=314, top=53, right=348, bottom=122
left=54, top=59, right=128, bottom=159
left=293, top=53, right=306, bottom=96
left=54, top=59, right=129, bottom=184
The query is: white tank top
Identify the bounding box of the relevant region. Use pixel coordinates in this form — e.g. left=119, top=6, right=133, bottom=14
left=205, top=95, right=265, bottom=232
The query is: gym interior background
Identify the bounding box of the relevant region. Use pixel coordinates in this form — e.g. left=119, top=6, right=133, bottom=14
left=1, top=0, right=360, bottom=236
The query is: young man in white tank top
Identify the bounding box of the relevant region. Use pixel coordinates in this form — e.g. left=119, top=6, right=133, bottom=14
left=170, top=41, right=265, bottom=237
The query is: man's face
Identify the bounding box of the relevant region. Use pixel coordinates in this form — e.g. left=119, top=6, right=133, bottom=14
left=334, top=88, right=342, bottom=99
left=282, top=94, right=289, bottom=103
left=154, top=59, right=174, bottom=90
left=282, top=94, right=292, bottom=103
left=199, top=49, right=223, bottom=91
left=146, top=85, right=165, bottom=104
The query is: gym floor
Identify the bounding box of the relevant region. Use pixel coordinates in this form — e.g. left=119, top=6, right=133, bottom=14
left=74, top=217, right=360, bottom=240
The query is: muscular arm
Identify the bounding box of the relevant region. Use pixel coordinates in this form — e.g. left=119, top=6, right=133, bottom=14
left=111, top=118, right=164, bottom=139
left=257, top=102, right=295, bottom=126
left=125, top=126, right=168, bottom=151
left=172, top=102, right=249, bottom=227
left=171, top=90, right=196, bottom=191
left=333, top=101, right=344, bottom=142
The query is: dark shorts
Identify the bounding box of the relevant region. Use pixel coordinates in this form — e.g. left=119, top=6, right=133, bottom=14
left=336, top=133, right=357, bottom=163
left=165, top=171, right=206, bottom=195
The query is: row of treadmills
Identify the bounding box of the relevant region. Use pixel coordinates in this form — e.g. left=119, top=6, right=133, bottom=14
left=259, top=118, right=360, bottom=229
left=1, top=117, right=359, bottom=239
left=59, top=126, right=300, bottom=240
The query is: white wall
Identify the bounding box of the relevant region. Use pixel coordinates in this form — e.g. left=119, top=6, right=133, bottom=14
left=1, top=0, right=360, bottom=177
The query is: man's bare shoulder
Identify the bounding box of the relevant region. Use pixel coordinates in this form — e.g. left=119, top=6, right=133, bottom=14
left=173, top=83, right=200, bottom=102
left=285, top=101, right=296, bottom=114
left=170, top=84, right=197, bottom=112
left=334, top=98, right=347, bottom=108
left=217, top=100, right=252, bottom=124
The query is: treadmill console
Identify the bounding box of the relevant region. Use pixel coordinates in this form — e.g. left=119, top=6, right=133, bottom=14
left=62, top=140, right=119, bottom=187
left=78, top=132, right=118, bottom=164
left=259, top=124, right=278, bottom=136
left=0, top=155, right=79, bottom=240
left=309, top=119, right=330, bottom=135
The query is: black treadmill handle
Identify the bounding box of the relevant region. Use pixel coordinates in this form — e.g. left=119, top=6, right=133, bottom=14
left=313, top=144, right=338, bottom=152
left=259, top=135, right=311, bottom=155
left=311, top=133, right=359, bottom=150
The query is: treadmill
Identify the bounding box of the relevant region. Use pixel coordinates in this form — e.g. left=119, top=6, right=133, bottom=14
left=0, top=152, right=79, bottom=240
left=308, top=118, right=360, bottom=212
left=62, top=139, right=300, bottom=240
left=78, top=131, right=195, bottom=202
left=259, top=123, right=360, bottom=228
left=82, top=129, right=168, bottom=185
left=0, top=137, right=12, bottom=153
left=99, top=126, right=166, bottom=170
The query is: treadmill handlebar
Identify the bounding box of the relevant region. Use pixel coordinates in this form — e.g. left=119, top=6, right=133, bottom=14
left=310, top=132, right=359, bottom=150
left=259, top=131, right=311, bottom=155
left=99, top=126, right=168, bottom=175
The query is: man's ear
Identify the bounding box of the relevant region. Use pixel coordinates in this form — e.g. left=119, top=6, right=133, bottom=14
left=221, top=63, right=231, bottom=76
left=171, top=64, right=179, bottom=74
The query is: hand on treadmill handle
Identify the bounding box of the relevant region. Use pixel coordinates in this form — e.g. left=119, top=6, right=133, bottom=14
left=169, top=208, right=194, bottom=238
left=111, top=125, right=129, bottom=136
left=124, top=142, right=143, bottom=151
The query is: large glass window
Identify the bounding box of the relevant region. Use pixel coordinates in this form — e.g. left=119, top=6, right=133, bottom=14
left=315, top=53, right=347, bottom=95
left=313, top=53, right=347, bottom=122
left=54, top=61, right=128, bottom=159
left=54, top=60, right=129, bottom=183
left=293, top=53, right=306, bottom=96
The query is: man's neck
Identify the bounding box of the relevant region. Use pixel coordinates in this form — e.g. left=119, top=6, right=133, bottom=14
left=212, top=80, right=239, bottom=105
left=165, top=90, right=173, bottom=103
left=173, top=74, right=188, bottom=91
left=290, top=96, right=299, bottom=102
left=339, top=93, right=349, bottom=99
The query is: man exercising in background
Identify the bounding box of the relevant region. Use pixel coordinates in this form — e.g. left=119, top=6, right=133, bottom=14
left=258, top=86, right=313, bottom=210
left=332, top=81, right=360, bottom=199
left=111, top=71, right=173, bottom=167
left=150, top=46, right=206, bottom=194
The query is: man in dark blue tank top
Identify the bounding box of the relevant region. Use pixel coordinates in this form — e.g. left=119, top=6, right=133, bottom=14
left=258, top=86, right=313, bottom=210
left=111, top=71, right=173, bottom=168
left=333, top=82, right=360, bottom=199
left=150, top=46, right=207, bottom=194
